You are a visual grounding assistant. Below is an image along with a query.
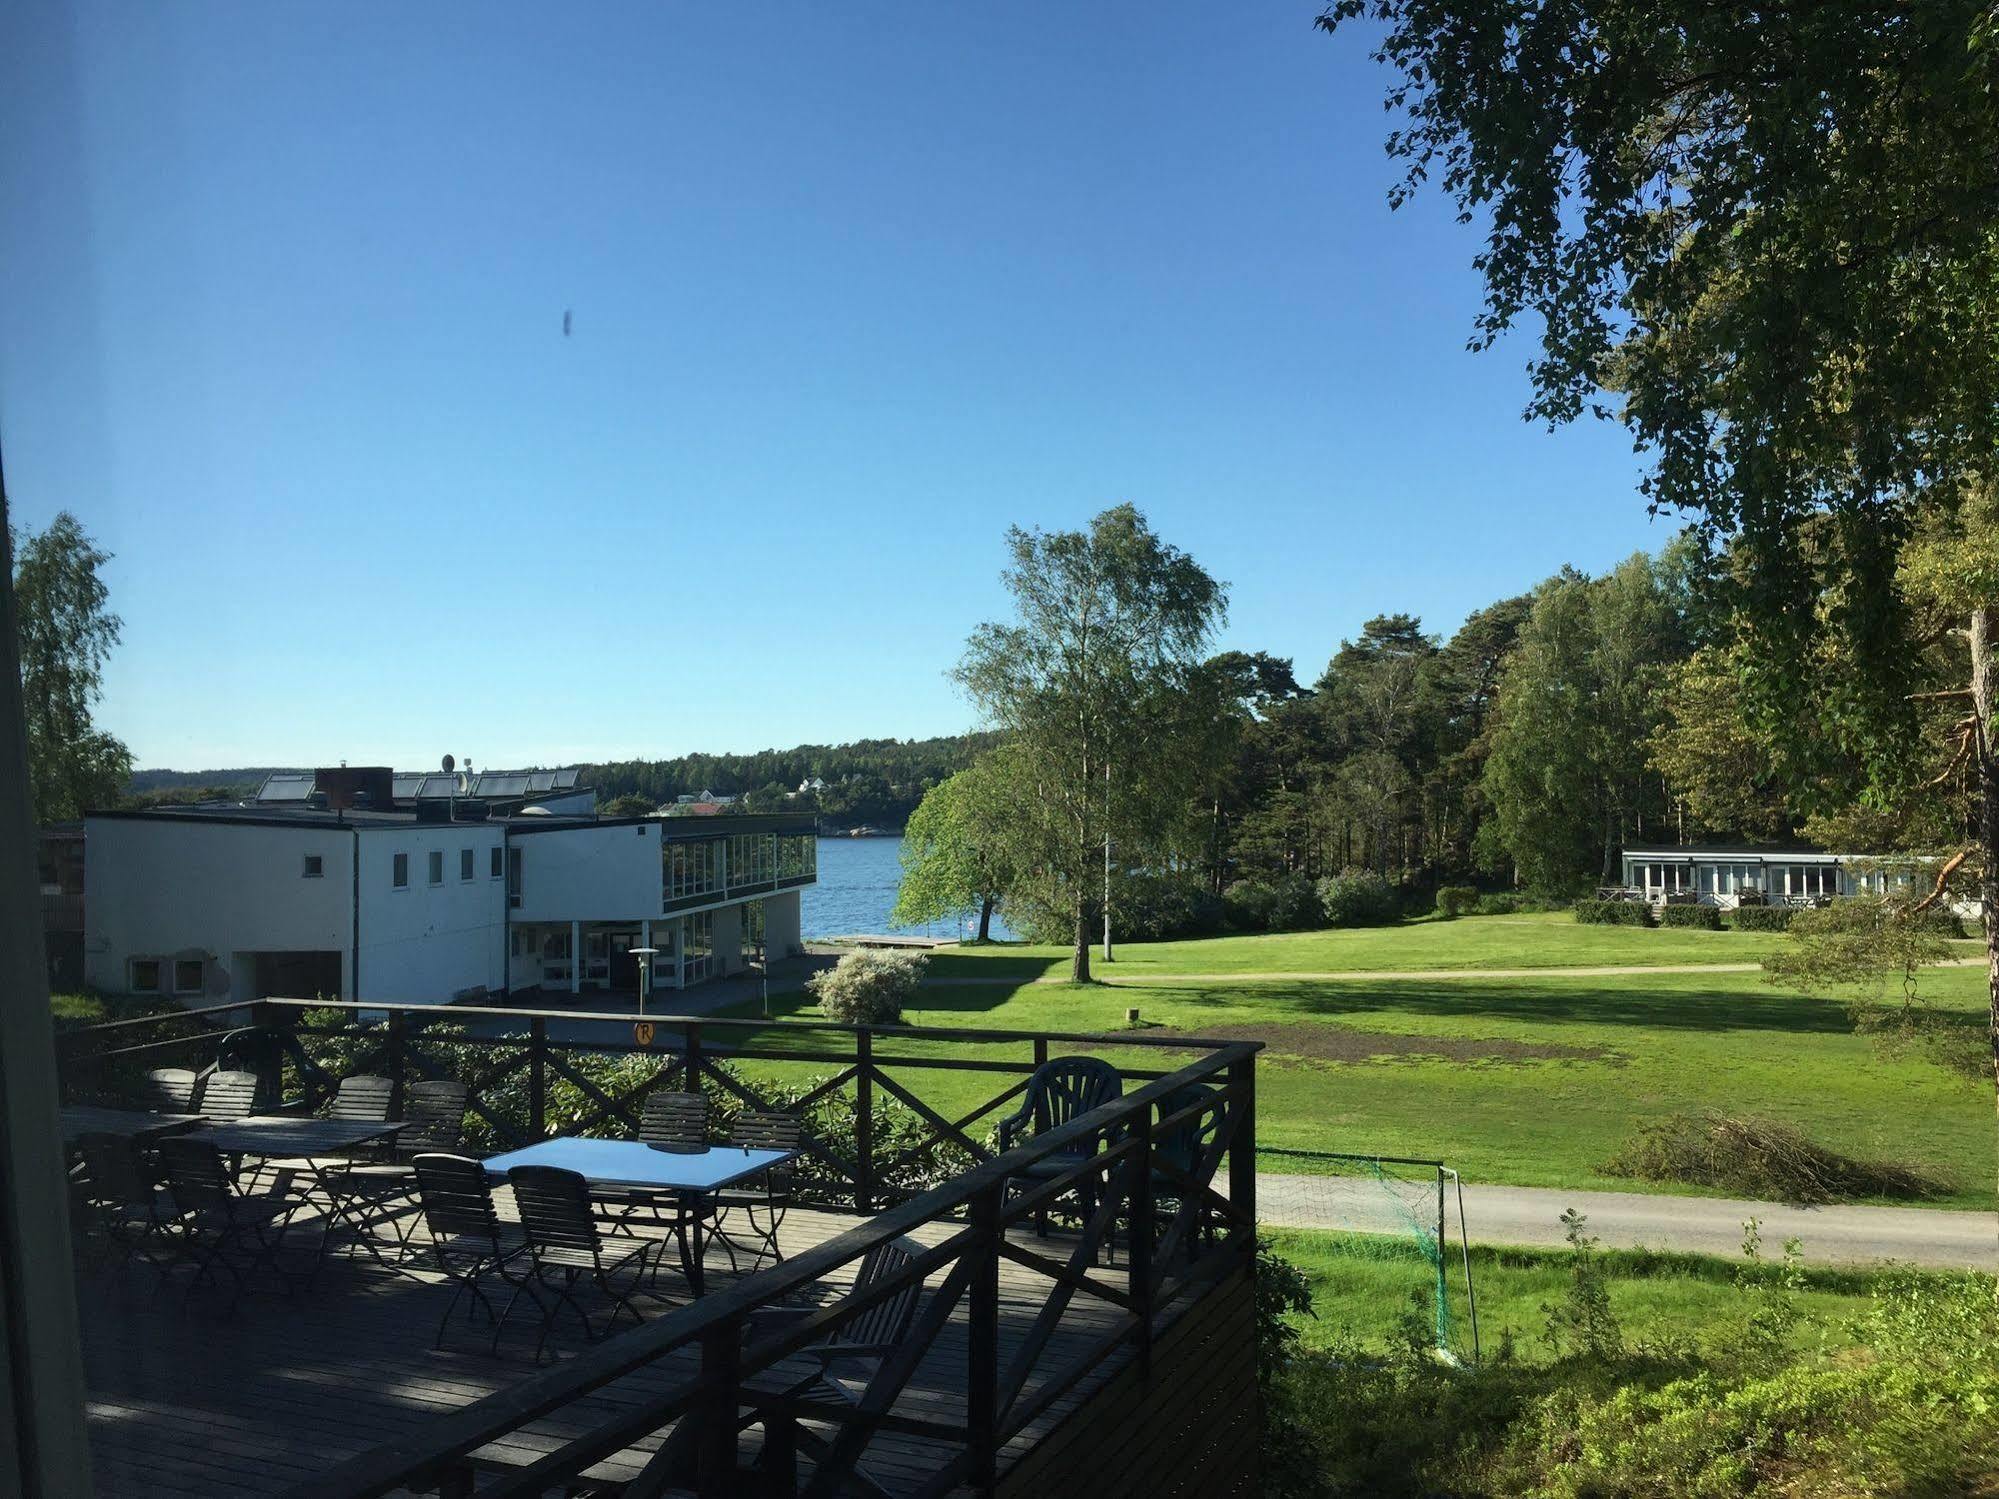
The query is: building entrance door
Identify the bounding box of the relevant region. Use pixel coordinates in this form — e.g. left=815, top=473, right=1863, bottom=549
left=603, top=929, right=643, bottom=992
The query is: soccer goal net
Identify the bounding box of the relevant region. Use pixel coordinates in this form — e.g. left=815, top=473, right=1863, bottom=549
left=1256, top=1146, right=1480, bottom=1364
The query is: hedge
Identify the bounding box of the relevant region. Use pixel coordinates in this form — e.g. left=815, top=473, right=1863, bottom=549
left=1729, top=905, right=1793, bottom=932
left=1575, top=900, right=1651, bottom=926
left=1657, top=903, right=1721, bottom=930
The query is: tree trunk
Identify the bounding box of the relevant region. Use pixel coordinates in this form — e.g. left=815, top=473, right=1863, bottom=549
left=1969, top=609, right=1999, bottom=1206
left=977, top=896, right=993, bottom=944
left=1071, top=889, right=1093, bottom=984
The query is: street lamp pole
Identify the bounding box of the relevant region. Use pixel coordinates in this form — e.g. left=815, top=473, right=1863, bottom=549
left=631, top=947, right=659, bottom=1017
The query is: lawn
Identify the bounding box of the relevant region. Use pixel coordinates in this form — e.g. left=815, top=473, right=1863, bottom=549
left=920, top=910, right=1846, bottom=980
left=736, top=915, right=1994, bottom=1210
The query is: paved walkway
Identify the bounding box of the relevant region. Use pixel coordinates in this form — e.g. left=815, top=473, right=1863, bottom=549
left=1253, top=1173, right=1998, bottom=1270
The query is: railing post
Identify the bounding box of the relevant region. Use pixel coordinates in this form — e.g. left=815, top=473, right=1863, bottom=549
left=1033, top=1035, right=1048, bottom=1071
left=529, top=1016, right=547, bottom=1140
left=684, top=1020, right=703, bottom=1095
left=1229, top=1051, right=1256, bottom=1241
left=967, top=1178, right=1002, bottom=1496
left=694, top=1317, right=741, bottom=1497
left=386, top=1008, right=407, bottom=1109
left=855, top=1027, right=875, bottom=1213
left=1130, top=1097, right=1154, bottom=1377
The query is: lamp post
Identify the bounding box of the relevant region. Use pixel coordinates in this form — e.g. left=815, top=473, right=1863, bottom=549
left=631, top=947, right=659, bottom=1017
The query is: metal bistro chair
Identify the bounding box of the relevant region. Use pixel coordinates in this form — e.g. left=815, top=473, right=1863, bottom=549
left=157, top=1135, right=323, bottom=1312
left=140, top=1068, right=199, bottom=1113
left=327, top=1074, right=395, bottom=1123
left=638, top=1089, right=709, bottom=1147
left=74, top=1132, right=182, bottom=1283
left=711, top=1110, right=804, bottom=1272
left=507, top=1164, right=662, bottom=1362
left=412, top=1154, right=536, bottom=1353
left=196, top=1069, right=262, bottom=1121
left=607, top=1090, right=714, bottom=1264
left=317, top=1075, right=422, bottom=1255
left=396, top=1080, right=470, bottom=1159
left=997, top=1057, right=1123, bottom=1236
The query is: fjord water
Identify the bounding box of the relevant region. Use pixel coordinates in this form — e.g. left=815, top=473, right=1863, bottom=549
left=801, top=835, right=1014, bottom=941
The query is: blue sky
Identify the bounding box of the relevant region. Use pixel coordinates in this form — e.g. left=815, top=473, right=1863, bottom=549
left=0, top=3, right=1670, bottom=771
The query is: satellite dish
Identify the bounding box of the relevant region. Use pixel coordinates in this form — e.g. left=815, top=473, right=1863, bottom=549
left=442, top=753, right=456, bottom=772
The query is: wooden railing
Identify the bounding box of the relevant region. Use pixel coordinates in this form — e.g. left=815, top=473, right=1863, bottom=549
left=54, top=1000, right=1259, bottom=1497
left=57, top=999, right=1249, bottom=1214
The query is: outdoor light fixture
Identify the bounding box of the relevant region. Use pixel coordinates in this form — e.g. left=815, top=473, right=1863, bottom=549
left=631, top=947, right=659, bottom=1016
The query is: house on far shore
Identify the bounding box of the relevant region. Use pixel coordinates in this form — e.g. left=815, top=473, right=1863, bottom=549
left=1617, top=843, right=1975, bottom=915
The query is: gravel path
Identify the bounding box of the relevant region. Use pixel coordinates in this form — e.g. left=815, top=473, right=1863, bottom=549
left=1253, top=1174, right=1998, bottom=1270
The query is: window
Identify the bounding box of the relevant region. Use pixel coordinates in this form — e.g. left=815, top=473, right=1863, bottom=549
left=428, top=850, right=444, bottom=885
left=303, top=854, right=324, bottom=878
left=173, top=958, right=204, bottom=995
left=129, top=958, right=162, bottom=993
left=460, top=848, right=474, bottom=881
left=510, top=927, right=523, bottom=957
left=393, top=852, right=409, bottom=888
left=490, top=846, right=504, bottom=878
left=507, top=848, right=522, bottom=901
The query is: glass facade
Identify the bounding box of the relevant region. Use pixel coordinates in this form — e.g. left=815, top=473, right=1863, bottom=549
left=664, top=839, right=719, bottom=901
left=664, top=829, right=815, bottom=908
left=682, top=910, right=714, bottom=984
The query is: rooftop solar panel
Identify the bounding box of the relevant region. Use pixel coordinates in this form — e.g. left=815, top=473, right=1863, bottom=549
left=255, top=774, right=317, bottom=802
left=392, top=775, right=426, bottom=798
left=475, top=774, right=531, bottom=796
left=553, top=768, right=580, bottom=788
left=525, top=772, right=555, bottom=792
left=418, top=775, right=460, bottom=798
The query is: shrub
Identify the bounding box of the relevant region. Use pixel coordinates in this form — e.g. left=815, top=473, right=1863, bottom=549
left=1574, top=899, right=1651, bottom=926
left=806, top=948, right=927, bottom=1025
left=1730, top=904, right=1794, bottom=932
left=1111, top=871, right=1227, bottom=941
left=1605, top=1111, right=1941, bottom=1204
left=1434, top=884, right=1480, bottom=919
left=1225, top=874, right=1325, bottom=932
left=1657, top=902, right=1721, bottom=929
left=1317, top=868, right=1398, bottom=927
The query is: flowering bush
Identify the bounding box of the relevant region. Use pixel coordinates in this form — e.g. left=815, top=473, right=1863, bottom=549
left=806, top=948, right=928, bottom=1025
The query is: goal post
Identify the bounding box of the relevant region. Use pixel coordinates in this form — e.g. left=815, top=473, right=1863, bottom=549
left=1256, top=1146, right=1481, bottom=1364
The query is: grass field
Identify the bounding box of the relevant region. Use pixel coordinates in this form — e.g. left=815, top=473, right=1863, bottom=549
left=1265, top=1227, right=1932, bottom=1361
left=731, top=913, right=1994, bottom=1210
left=922, top=910, right=1881, bottom=978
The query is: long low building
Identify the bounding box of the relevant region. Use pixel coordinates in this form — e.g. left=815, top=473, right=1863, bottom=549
left=83, top=766, right=816, bottom=1006
left=1618, top=844, right=1921, bottom=907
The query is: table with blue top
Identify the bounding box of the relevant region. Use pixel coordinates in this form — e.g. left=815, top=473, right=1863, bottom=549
left=482, top=1139, right=796, bottom=1293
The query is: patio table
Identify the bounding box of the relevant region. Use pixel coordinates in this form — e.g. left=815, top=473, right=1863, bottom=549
left=480, top=1139, right=797, bottom=1293
left=59, top=1106, right=206, bottom=1147
left=184, top=1116, right=410, bottom=1259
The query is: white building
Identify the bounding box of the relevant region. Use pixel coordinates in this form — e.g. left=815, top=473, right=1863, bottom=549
left=84, top=767, right=816, bottom=1006
left=1618, top=845, right=1922, bottom=907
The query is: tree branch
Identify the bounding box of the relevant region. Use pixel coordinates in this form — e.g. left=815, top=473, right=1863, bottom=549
left=1910, top=848, right=1972, bottom=916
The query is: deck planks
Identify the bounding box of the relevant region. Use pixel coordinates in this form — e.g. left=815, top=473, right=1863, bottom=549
left=79, top=1199, right=1144, bottom=1497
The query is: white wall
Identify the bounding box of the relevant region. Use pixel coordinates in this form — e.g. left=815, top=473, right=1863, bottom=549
left=510, top=822, right=661, bottom=922
left=764, top=890, right=803, bottom=958
left=356, top=823, right=508, bottom=1004
left=84, top=817, right=355, bottom=1000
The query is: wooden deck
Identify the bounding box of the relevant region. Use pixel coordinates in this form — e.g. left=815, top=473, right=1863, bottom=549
left=80, top=1198, right=1138, bottom=1497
